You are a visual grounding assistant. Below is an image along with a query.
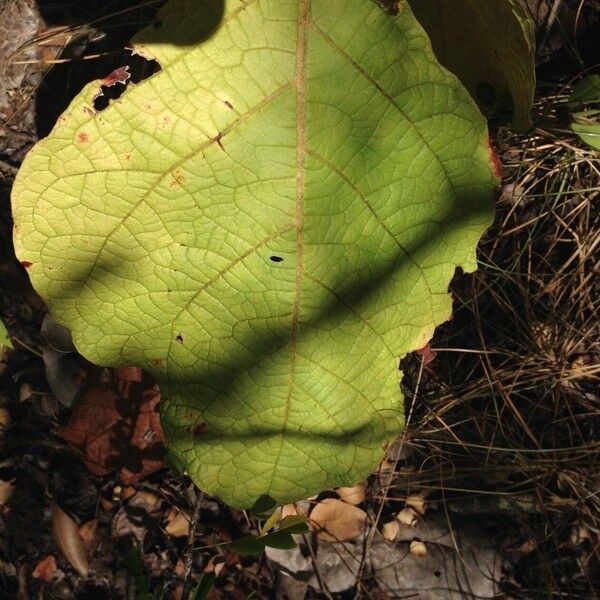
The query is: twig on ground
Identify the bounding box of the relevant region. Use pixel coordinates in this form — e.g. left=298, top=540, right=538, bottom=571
left=181, top=488, right=203, bottom=600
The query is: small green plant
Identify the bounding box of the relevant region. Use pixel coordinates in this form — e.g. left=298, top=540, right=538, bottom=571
left=229, top=513, right=309, bottom=555
left=123, top=545, right=165, bottom=600
left=11, top=0, right=533, bottom=508
left=568, top=74, right=600, bottom=150
left=0, top=318, right=12, bottom=350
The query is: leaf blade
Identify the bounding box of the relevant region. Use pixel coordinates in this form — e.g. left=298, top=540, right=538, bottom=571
left=12, top=0, right=495, bottom=508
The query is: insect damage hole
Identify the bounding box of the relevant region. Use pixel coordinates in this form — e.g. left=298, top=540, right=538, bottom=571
left=269, top=256, right=284, bottom=263
left=93, top=46, right=161, bottom=111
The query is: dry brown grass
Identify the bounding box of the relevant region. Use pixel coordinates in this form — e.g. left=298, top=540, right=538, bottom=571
left=389, top=84, right=600, bottom=598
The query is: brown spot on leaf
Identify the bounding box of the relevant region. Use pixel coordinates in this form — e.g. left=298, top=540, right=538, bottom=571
left=416, top=344, right=437, bottom=366
left=176, top=333, right=184, bottom=344
left=487, top=136, right=502, bottom=180
left=169, top=170, right=186, bottom=188
left=77, top=132, right=89, bottom=143
left=187, top=421, right=209, bottom=437
left=20, top=261, right=33, bottom=269
left=224, top=100, right=233, bottom=109
left=151, top=359, right=164, bottom=368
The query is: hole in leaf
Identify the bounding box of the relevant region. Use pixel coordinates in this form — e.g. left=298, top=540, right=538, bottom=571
left=93, top=47, right=161, bottom=111
left=269, top=256, right=283, bottom=263
left=175, top=334, right=184, bottom=344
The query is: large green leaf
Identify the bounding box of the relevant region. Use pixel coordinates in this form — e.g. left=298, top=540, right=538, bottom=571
left=12, top=0, right=496, bottom=508
left=408, top=0, right=535, bottom=130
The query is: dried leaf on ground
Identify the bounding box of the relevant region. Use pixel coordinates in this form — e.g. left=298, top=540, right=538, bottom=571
left=309, top=498, right=367, bottom=542
left=165, top=508, right=190, bottom=537
left=31, top=554, right=57, bottom=581
left=51, top=502, right=89, bottom=577
left=0, top=478, right=15, bottom=506
left=58, top=367, right=165, bottom=484
left=78, top=519, right=97, bottom=545
left=396, top=507, right=418, bottom=527
left=409, top=539, right=427, bottom=556
left=0, top=407, right=10, bottom=430
left=337, top=483, right=365, bottom=505
left=112, top=490, right=163, bottom=543
left=382, top=519, right=400, bottom=541
left=406, top=493, right=427, bottom=516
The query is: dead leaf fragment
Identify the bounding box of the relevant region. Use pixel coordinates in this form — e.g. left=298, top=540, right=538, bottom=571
left=78, top=519, right=97, bottom=545
left=396, top=507, right=418, bottom=527
left=0, top=478, right=15, bottom=506
left=58, top=367, right=165, bottom=484
left=409, top=539, right=427, bottom=557
left=112, top=490, right=163, bottom=542
left=337, top=483, right=365, bottom=505
left=310, top=498, right=367, bottom=542
left=406, top=494, right=427, bottom=516
left=165, top=509, right=190, bottom=537
left=205, top=555, right=225, bottom=576
left=0, top=407, right=10, bottom=430
left=382, top=519, right=400, bottom=541
left=281, top=501, right=310, bottom=518
left=51, top=502, right=89, bottom=576
left=18, top=382, right=33, bottom=403
left=32, top=554, right=57, bottom=582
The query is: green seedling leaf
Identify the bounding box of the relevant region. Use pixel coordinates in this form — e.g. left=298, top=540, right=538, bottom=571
left=409, top=0, right=535, bottom=130
left=0, top=319, right=12, bottom=350
left=260, top=509, right=281, bottom=535
left=191, top=572, right=216, bottom=600
left=571, top=111, right=600, bottom=151
left=261, top=531, right=297, bottom=550
left=229, top=536, right=266, bottom=556
left=12, top=0, right=496, bottom=508
left=279, top=515, right=309, bottom=534
left=569, top=76, right=600, bottom=150
left=570, top=75, right=600, bottom=104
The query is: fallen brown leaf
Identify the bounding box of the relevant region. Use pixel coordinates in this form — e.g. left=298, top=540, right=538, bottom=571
left=310, top=498, right=367, bottom=542
left=382, top=519, right=400, bottom=541
left=78, top=519, right=97, bottom=545
left=409, top=539, right=427, bottom=557
left=396, top=507, right=418, bottom=527
left=165, top=509, right=190, bottom=537
left=112, top=490, right=163, bottom=542
left=337, top=483, right=365, bottom=505
left=31, top=554, right=57, bottom=582
left=0, top=407, right=10, bottom=430
left=0, top=478, right=15, bottom=506
left=406, top=493, right=427, bottom=516
left=51, top=502, right=89, bottom=576
left=58, top=367, right=165, bottom=484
